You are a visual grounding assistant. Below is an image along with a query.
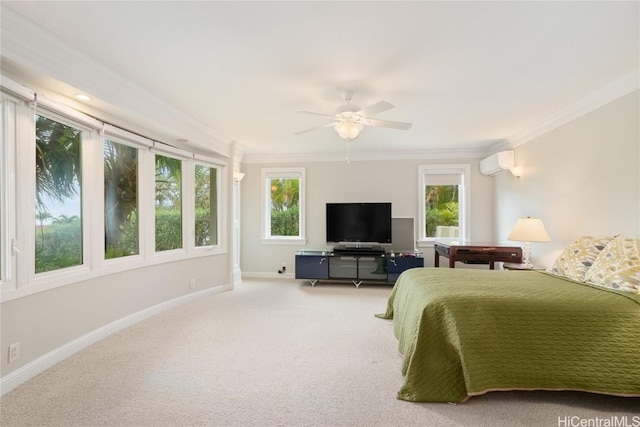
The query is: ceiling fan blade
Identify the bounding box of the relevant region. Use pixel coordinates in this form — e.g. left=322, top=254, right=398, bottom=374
left=297, top=111, right=337, bottom=119
left=362, top=118, right=413, bottom=130
left=293, top=121, right=336, bottom=135
left=355, top=101, right=394, bottom=117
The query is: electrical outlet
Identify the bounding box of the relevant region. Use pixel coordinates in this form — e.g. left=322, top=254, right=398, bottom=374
left=189, top=278, right=196, bottom=289
left=8, top=343, right=19, bottom=363
left=278, top=263, right=287, bottom=274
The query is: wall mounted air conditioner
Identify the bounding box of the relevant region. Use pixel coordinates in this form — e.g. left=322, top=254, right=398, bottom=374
left=480, top=151, right=514, bottom=176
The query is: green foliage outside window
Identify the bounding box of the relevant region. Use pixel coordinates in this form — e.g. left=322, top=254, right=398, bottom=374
left=104, top=140, right=139, bottom=259
left=425, top=185, right=459, bottom=237
left=195, top=165, right=217, bottom=246
left=155, top=209, right=182, bottom=251
left=155, top=155, right=182, bottom=251
left=269, top=178, right=300, bottom=237
left=149, top=209, right=212, bottom=250
left=32, top=115, right=219, bottom=269
left=35, top=215, right=83, bottom=272
left=35, top=115, right=83, bottom=273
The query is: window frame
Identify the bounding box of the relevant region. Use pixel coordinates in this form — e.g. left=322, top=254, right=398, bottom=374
left=192, top=160, right=222, bottom=251
left=101, top=129, right=152, bottom=267
left=153, top=150, right=187, bottom=256
left=29, top=107, right=98, bottom=285
left=0, top=96, right=18, bottom=292
left=417, top=163, right=471, bottom=247
left=261, top=167, right=306, bottom=245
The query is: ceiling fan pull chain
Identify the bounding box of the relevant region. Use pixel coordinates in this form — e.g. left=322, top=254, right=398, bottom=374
left=345, top=140, right=351, bottom=164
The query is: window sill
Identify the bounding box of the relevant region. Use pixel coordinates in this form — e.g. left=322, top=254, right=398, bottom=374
left=261, top=238, right=307, bottom=246
left=417, top=237, right=466, bottom=248
left=416, top=240, right=436, bottom=248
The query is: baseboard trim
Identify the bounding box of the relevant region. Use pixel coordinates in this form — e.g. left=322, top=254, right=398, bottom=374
left=241, top=272, right=296, bottom=280
left=0, top=283, right=232, bottom=396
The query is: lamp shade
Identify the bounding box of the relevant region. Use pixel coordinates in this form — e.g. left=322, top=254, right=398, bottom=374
left=507, top=217, right=551, bottom=242
left=334, top=120, right=363, bottom=140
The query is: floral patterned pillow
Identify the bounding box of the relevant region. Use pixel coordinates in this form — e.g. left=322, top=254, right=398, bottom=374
left=584, top=236, right=640, bottom=295
left=548, top=236, right=613, bottom=281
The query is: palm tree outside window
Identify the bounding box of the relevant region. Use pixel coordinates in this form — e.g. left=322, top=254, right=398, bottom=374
left=34, top=114, right=83, bottom=273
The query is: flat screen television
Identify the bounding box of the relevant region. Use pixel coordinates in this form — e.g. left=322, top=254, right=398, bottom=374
left=326, top=202, right=392, bottom=244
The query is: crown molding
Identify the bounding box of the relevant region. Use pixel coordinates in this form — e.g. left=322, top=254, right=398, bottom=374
left=1, top=7, right=230, bottom=157
left=506, top=69, right=639, bottom=148
left=243, top=146, right=490, bottom=164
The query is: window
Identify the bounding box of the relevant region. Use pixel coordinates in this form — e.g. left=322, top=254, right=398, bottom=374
left=194, top=164, right=218, bottom=247
left=262, top=167, right=305, bottom=243
left=104, top=139, right=139, bottom=259
left=34, top=114, right=83, bottom=273
left=418, top=164, right=470, bottom=244
left=2, top=75, right=229, bottom=300
left=155, top=154, right=182, bottom=251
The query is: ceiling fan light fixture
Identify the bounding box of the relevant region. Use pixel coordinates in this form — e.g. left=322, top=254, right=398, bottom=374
left=295, top=91, right=412, bottom=138
left=334, top=120, right=363, bottom=140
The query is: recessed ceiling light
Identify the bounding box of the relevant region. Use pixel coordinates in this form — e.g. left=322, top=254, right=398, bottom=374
left=74, top=93, right=92, bottom=102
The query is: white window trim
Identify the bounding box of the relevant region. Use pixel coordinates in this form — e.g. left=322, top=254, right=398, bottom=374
left=261, top=167, right=306, bottom=245
left=416, top=163, right=471, bottom=247
left=152, top=141, right=191, bottom=159
left=0, top=97, right=17, bottom=292
left=27, top=108, right=98, bottom=289
left=103, top=124, right=153, bottom=149
left=12, top=96, right=35, bottom=294
left=37, top=95, right=102, bottom=130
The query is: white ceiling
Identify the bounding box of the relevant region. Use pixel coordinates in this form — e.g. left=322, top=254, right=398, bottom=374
left=2, top=1, right=639, bottom=161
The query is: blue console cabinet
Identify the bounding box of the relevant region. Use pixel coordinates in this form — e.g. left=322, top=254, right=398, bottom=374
left=387, top=256, right=424, bottom=282
left=295, top=250, right=423, bottom=287
left=295, top=252, right=330, bottom=280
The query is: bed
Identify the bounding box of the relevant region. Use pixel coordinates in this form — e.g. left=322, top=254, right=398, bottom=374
left=377, top=236, right=640, bottom=403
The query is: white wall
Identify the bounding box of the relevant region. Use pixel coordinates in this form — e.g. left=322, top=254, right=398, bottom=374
left=1, top=255, right=230, bottom=382
left=493, top=90, right=640, bottom=267
left=240, top=158, right=495, bottom=274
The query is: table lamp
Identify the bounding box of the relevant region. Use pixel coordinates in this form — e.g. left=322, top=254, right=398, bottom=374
left=507, top=217, right=551, bottom=268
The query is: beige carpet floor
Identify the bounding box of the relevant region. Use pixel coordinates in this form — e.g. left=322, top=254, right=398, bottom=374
left=1, top=279, right=638, bottom=427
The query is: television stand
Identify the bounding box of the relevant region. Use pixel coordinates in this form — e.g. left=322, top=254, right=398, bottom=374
left=295, top=249, right=424, bottom=287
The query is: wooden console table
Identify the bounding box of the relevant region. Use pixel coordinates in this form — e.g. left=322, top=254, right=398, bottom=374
left=434, top=240, right=522, bottom=269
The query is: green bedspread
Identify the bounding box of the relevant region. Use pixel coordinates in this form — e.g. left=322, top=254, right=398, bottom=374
left=378, top=268, right=640, bottom=403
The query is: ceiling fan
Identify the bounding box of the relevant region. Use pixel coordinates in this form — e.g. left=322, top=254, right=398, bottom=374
left=294, top=90, right=412, bottom=140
